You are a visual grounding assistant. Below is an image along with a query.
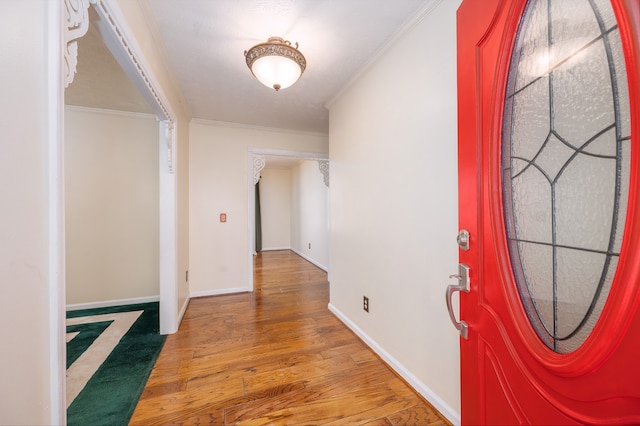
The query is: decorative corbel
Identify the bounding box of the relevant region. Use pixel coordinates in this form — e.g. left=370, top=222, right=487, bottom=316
left=164, top=120, right=175, bottom=173
left=253, top=156, right=266, bottom=184
left=318, top=160, right=330, bottom=188
left=64, top=0, right=94, bottom=88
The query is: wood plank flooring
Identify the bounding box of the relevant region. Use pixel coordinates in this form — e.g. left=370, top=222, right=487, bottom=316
left=130, top=250, right=449, bottom=425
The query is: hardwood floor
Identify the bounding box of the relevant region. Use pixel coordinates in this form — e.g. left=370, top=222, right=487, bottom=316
left=130, top=250, right=449, bottom=425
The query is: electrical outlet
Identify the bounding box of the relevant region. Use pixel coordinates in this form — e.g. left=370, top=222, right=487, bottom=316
left=363, top=296, right=369, bottom=313
left=308, top=242, right=311, bottom=249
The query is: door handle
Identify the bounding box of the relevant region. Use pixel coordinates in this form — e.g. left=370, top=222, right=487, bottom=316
left=446, top=263, right=470, bottom=339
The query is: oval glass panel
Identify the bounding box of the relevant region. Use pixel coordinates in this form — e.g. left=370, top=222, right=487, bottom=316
left=502, top=0, right=631, bottom=353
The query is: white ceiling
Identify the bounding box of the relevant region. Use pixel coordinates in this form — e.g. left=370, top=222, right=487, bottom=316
left=65, top=0, right=432, bottom=134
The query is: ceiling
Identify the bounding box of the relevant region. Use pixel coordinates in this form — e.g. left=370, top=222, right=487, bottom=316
left=65, top=0, right=432, bottom=134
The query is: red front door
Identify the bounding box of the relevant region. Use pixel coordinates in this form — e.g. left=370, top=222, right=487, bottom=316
left=455, top=0, right=640, bottom=423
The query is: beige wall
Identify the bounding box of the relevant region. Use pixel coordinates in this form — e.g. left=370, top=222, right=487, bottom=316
left=189, top=121, right=328, bottom=295
left=258, top=161, right=330, bottom=270
left=291, top=160, right=329, bottom=269
left=0, top=1, right=63, bottom=423
left=260, top=168, right=292, bottom=250
left=65, top=107, right=159, bottom=305
left=328, top=0, right=462, bottom=422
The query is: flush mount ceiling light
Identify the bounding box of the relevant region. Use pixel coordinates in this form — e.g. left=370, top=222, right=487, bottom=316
left=244, top=36, right=307, bottom=91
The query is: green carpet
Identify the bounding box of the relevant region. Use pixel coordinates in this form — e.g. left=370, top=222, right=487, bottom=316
left=66, top=302, right=166, bottom=426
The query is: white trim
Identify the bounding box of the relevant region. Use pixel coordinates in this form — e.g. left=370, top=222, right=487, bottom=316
left=248, top=153, right=256, bottom=291
left=325, top=0, right=445, bottom=109
left=328, top=303, right=461, bottom=426
left=64, top=104, right=156, bottom=120
left=66, top=295, right=160, bottom=311
left=290, top=247, right=328, bottom=272
left=177, top=295, right=190, bottom=326
left=190, top=287, right=252, bottom=298
left=250, top=147, right=329, bottom=161
left=261, top=246, right=292, bottom=251
left=63, top=0, right=91, bottom=88
left=90, top=0, right=177, bottom=123
left=159, top=120, right=178, bottom=334
left=49, top=1, right=66, bottom=422
left=192, top=118, right=328, bottom=138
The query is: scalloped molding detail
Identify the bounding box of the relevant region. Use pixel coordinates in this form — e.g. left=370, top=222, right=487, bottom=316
left=253, top=155, right=266, bottom=184
left=63, top=0, right=176, bottom=172
left=318, top=160, right=330, bottom=188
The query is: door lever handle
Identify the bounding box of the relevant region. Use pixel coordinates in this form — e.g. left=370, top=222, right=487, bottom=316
left=446, top=264, right=470, bottom=339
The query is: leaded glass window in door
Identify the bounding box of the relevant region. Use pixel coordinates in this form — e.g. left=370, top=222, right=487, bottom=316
left=502, top=0, right=631, bottom=353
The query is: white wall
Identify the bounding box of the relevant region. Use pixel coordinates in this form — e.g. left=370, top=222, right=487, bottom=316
left=65, top=107, right=159, bottom=305
left=0, top=1, right=63, bottom=423
left=259, top=168, right=292, bottom=250
left=291, top=160, right=329, bottom=270
left=189, top=121, right=328, bottom=296
left=328, top=0, right=462, bottom=422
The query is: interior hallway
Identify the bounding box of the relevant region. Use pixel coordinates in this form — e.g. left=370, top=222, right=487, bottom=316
left=130, top=250, right=449, bottom=424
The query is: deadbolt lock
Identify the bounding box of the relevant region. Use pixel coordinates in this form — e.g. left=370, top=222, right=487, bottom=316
left=457, top=229, right=470, bottom=251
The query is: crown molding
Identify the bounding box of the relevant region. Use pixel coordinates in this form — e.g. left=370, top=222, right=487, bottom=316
left=65, top=104, right=157, bottom=120
left=191, top=118, right=329, bottom=138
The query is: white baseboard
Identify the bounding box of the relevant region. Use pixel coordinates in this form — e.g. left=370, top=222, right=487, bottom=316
left=66, top=295, right=160, bottom=311
left=190, top=287, right=252, bottom=298
left=178, top=295, right=190, bottom=326
left=261, top=246, right=291, bottom=251
left=290, top=248, right=328, bottom=272
left=328, top=303, right=461, bottom=426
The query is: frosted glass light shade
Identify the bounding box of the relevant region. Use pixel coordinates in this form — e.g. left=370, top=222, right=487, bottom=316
left=251, top=55, right=302, bottom=91
left=245, top=37, right=307, bottom=91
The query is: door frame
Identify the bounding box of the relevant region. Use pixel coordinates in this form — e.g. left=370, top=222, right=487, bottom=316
left=247, top=148, right=329, bottom=290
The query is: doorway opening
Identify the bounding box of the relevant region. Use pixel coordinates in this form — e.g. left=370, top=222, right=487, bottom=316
left=64, top=1, right=179, bottom=335
left=247, top=148, right=330, bottom=290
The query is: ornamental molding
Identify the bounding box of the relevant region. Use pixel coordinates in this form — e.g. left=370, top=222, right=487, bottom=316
left=318, top=160, right=330, bottom=188
left=163, top=120, right=175, bottom=173
left=64, top=0, right=93, bottom=88
left=253, top=155, right=266, bottom=184
left=63, top=0, right=177, bottom=172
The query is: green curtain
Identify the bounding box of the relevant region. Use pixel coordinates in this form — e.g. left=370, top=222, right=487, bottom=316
left=255, top=180, right=262, bottom=253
